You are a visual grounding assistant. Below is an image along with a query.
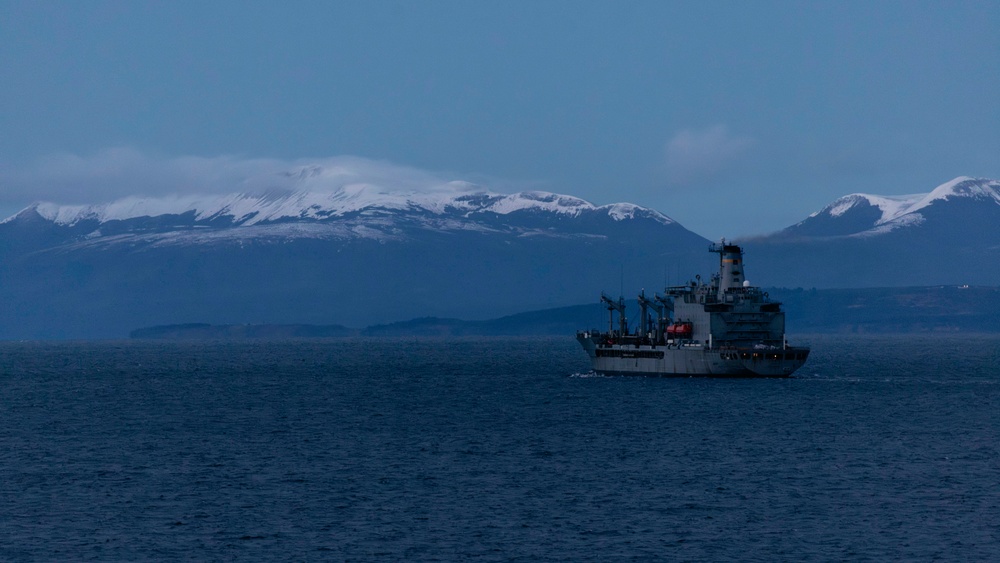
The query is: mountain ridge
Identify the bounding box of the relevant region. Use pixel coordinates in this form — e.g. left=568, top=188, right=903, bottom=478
left=0, top=182, right=711, bottom=339
left=5, top=187, right=675, bottom=229
left=8, top=175, right=997, bottom=242
left=2, top=175, right=999, bottom=339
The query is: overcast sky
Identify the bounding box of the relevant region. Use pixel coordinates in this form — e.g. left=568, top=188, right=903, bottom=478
left=1, top=1, right=998, bottom=237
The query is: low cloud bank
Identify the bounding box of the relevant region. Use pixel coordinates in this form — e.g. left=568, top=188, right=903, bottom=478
left=0, top=148, right=483, bottom=206
left=664, top=125, right=755, bottom=187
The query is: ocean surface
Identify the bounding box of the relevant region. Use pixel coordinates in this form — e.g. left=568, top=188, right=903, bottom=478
left=1, top=335, right=997, bottom=560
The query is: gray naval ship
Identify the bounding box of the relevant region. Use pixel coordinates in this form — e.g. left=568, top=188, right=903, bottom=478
left=577, top=241, right=809, bottom=377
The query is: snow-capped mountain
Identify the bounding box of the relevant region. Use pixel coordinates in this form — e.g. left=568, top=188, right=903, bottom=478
left=6, top=186, right=673, bottom=229
left=746, top=176, right=1000, bottom=288
left=1, top=186, right=676, bottom=253
left=780, top=176, right=1000, bottom=238
left=0, top=186, right=708, bottom=339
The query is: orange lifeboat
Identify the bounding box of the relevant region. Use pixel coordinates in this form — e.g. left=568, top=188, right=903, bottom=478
left=667, top=322, right=693, bottom=339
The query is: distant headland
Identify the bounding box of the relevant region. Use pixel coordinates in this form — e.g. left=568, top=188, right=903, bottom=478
left=130, top=285, right=1000, bottom=339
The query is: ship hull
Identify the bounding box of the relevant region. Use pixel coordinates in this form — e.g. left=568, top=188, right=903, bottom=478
left=577, top=334, right=809, bottom=378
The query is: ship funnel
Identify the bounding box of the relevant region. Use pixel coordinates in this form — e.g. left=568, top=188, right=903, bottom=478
left=709, top=240, right=746, bottom=297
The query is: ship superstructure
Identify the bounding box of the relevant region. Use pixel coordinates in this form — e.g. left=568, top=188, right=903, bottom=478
left=577, top=241, right=809, bottom=377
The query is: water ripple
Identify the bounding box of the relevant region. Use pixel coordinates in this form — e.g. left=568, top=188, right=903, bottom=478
left=0, top=335, right=997, bottom=560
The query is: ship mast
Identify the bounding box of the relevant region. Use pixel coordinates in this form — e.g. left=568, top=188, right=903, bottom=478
left=600, top=292, right=627, bottom=336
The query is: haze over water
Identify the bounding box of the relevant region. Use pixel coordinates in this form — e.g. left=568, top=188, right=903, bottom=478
left=1, top=335, right=997, bottom=560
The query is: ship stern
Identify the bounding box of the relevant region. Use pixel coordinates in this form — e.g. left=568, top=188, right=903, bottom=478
left=739, top=347, right=810, bottom=377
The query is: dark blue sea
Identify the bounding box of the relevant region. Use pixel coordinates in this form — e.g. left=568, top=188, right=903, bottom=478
left=1, top=335, right=997, bottom=560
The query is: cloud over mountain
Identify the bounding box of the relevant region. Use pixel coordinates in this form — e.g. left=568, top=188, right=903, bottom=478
left=0, top=148, right=487, bottom=206
left=664, top=125, right=755, bottom=186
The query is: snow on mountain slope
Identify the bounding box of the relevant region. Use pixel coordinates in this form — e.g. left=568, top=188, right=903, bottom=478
left=822, top=193, right=925, bottom=223
left=790, top=176, right=1000, bottom=237
left=5, top=185, right=675, bottom=228
left=478, top=191, right=590, bottom=216
left=900, top=176, right=1000, bottom=218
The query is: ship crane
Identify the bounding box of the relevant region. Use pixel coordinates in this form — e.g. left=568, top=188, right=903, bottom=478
left=637, top=290, right=665, bottom=342
left=600, top=292, right=627, bottom=337
left=653, top=296, right=674, bottom=343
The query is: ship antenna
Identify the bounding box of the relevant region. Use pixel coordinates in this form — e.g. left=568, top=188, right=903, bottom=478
left=620, top=264, right=624, bottom=299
